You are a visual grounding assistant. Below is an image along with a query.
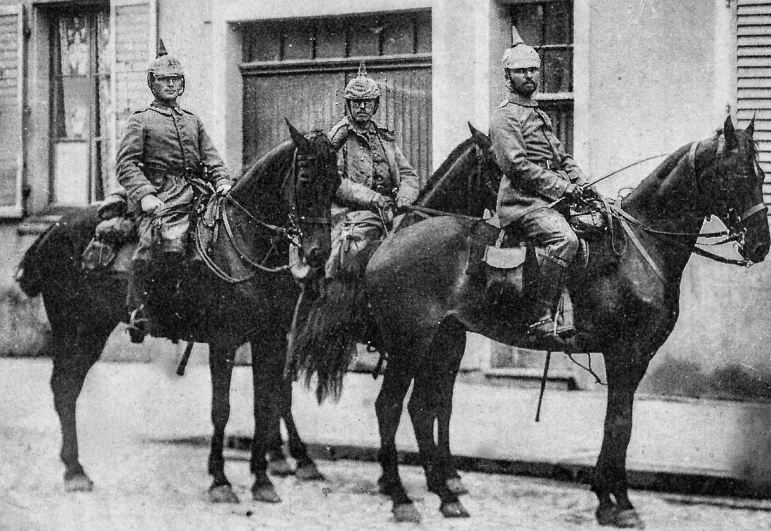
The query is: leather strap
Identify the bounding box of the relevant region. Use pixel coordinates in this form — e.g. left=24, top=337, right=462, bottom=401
left=617, top=217, right=667, bottom=284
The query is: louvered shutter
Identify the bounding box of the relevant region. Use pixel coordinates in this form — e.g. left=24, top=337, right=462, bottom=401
left=737, top=0, right=771, bottom=204
left=109, top=0, right=156, bottom=192
left=0, top=5, right=24, bottom=218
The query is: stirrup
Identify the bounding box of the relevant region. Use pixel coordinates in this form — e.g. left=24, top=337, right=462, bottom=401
left=127, top=307, right=151, bottom=344
left=528, top=317, right=558, bottom=338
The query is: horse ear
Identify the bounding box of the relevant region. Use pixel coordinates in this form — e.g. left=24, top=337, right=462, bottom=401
left=746, top=113, right=756, bottom=138
left=286, top=118, right=310, bottom=151
left=723, top=116, right=738, bottom=150
left=468, top=122, right=491, bottom=148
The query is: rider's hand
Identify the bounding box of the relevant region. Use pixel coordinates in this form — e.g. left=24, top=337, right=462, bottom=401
left=370, top=193, right=395, bottom=213
left=215, top=181, right=232, bottom=196
left=396, top=197, right=412, bottom=212
left=140, top=194, right=164, bottom=214
left=564, top=183, right=583, bottom=201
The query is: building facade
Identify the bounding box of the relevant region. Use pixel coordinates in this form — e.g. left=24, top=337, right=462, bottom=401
left=1, top=0, right=771, bottom=402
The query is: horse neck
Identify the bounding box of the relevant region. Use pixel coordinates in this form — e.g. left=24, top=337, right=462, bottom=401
left=230, top=141, right=293, bottom=225
left=417, top=143, right=488, bottom=215
left=621, top=141, right=711, bottom=276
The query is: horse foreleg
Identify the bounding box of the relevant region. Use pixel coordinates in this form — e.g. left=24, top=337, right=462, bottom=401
left=207, top=342, right=239, bottom=503
left=250, top=337, right=284, bottom=503
left=50, top=323, right=111, bottom=492
left=375, top=354, right=421, bottom=523
left=593, top=348, right=651, bottom=529
left=433, top=320, right=468, bottom=497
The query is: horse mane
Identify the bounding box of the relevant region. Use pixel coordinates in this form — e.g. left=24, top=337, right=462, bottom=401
left=414, top=137, right=476, bottom=203
left=234, top=139, right=295, bottom=191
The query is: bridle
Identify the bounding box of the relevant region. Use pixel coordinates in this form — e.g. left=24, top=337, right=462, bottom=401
left=610, top=131, right=767, bottom=278
left=195, top=140, right=333, bottom=283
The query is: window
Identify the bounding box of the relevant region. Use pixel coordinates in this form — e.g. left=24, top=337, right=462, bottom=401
left=50, top=8, right=111, bottom=206
left=510, top=0, right=574, bottom=154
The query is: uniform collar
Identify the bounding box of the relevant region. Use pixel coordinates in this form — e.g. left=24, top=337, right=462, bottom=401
left=507, top=92, right=539, bottom=108
left=150, top=100, right=183, bottom=116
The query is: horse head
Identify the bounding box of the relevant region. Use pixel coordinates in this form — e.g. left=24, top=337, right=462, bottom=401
left=700, top=116, right=769, bottom=264
left=410, top=124, right=500, bottom=220
left=286, top=119, right=341, bottom=270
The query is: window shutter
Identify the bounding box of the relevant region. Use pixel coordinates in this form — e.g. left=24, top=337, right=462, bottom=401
left=0, top=4, right=24, bottom=218
left=108, top=0, right=156, bottom=193
left=737, top=0, right=771, bottom=204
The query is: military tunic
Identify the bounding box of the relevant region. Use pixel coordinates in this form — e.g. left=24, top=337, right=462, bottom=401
left=324, top=117, right=420, bottom=278
left=116, top=101, right=231, bottom=260
left=490, top=92, right=586, bottom=267
left=328, top=117, right=419, bottom=208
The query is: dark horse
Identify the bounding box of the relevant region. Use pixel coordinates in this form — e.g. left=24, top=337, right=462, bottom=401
left=291, top=124, right=500, bottom=520
left=15, top=122, right=340, bottom=503
left=293, top=117, right=770, bottom=526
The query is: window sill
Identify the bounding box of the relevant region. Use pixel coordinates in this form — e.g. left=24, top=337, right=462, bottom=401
left=17, top=206, right=82, bottom=235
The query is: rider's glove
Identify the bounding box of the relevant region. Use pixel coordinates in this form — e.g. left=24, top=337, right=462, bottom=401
left=563, top=183, right=584, bottom=201
left=370, top=193, right=395, bottom=213
left=140, top=194, right=164, bottom=214
left=215, top=181, right=233, bottom=196
left=395, top=197, right=412, bottom=212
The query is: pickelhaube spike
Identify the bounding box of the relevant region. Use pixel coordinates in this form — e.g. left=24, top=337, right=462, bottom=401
left=344, top=61, right=380, bottom=100
left=157, top=39, right=168, bottom=58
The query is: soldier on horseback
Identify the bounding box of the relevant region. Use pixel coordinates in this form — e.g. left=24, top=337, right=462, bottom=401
left=117, top=41, right=233, bottom=341
left=325, top=63, right=420, bottom=277
left=490, top=38, right=595, bottom=342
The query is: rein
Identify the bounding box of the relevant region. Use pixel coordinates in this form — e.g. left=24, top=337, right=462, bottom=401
left=193, top=148, right=320, bottom=284
left=609, top=135, right=765, bottom=273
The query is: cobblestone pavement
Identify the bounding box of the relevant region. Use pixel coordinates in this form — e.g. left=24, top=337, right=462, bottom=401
left=2, top=358, right=771, bottom=530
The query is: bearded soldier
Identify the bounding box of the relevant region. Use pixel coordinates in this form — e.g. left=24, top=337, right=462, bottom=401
left=490, top=39, right=594, bottom=341
left=117, top=41, right=233, bottom=340
left=324, top=63, right=420, bottom=277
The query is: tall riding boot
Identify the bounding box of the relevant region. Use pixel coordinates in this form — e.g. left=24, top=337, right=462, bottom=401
left=127, top=260, right=154, bottom=343
left=147, top=250, right=185, bottom=339
left=528, top=258, right=572, bottom=340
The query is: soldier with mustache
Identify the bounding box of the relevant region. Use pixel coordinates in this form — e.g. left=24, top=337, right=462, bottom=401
left=490, top=38, right=594, bottom=342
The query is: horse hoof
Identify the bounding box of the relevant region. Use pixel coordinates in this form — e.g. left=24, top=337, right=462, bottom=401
left=596, top=505, right=645, bottom=529
left=446, top=477, right=469, bottom=495
left=252, top=484, right=281, bottom=504
left=64, top=473, right=94, bottom=492
left=208, top=484, right=240, bottom=504
left=295, top=463, right=325, bottom=481
left=267, top=459, right=294, bottom=477
left=440, top=501, right=470, bottom=518
left=393, top=503, right=422, bottom=523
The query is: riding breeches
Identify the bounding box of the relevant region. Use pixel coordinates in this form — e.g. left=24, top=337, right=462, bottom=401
left=132, top=180, right=195, bottom=264
left=515, top=207, right=579, bottom=268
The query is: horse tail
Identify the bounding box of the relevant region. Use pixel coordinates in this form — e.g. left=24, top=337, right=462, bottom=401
left=291, top=274, right=368, bottom=404
left=15, top=222, right=58, bottom=297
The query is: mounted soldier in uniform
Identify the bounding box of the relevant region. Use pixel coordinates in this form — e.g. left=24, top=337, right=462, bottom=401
left=325, top=63, right=420, bottom=278
left=490, top=38, right=597, bottom=342
left=117, top=41, right=234, bottom=341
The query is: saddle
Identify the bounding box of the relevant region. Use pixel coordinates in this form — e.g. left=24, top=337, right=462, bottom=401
left=479, top=200, right=610, bottom=335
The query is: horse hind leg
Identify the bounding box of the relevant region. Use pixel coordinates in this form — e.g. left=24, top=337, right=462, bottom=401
left=50, top=321, right=113, bottom=492
left=207, top=342, right=239, bottom=503
left=281, top=397, right=324, bottom=480
left=265, top=379, right=324, bottom=480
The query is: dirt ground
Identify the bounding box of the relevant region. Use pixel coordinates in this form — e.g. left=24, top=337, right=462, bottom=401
left=2, top=358, right=771, bottom=530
